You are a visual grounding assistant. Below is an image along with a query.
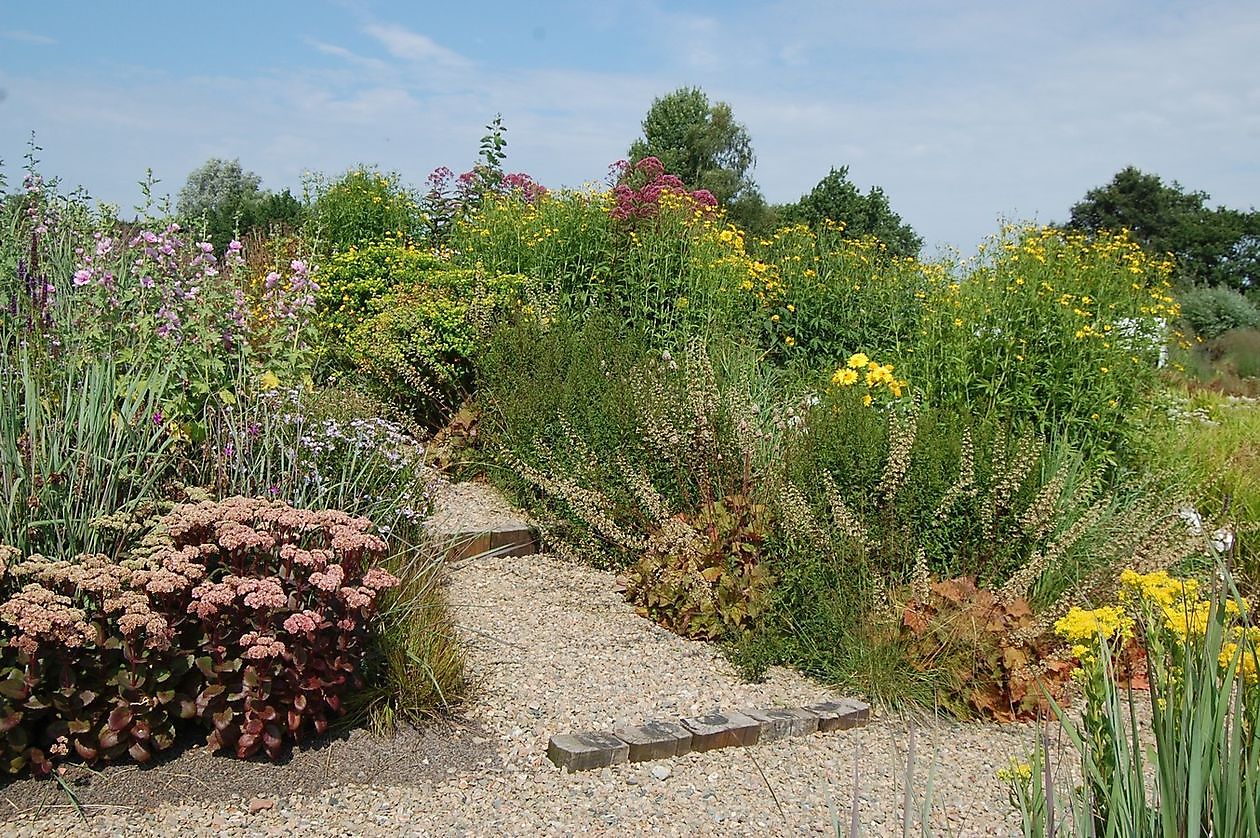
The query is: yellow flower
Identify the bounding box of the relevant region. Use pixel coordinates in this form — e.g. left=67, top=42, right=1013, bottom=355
left=847, top=352, right=870, bottom=369
left=997, top=759, right=1033, bottom=783
left=862, top=394, right=873, bottom=407
left=784, top=336, right=795, bottom=346
left=1055, top=605, right=1133, bottom=662
left=259, top=370, right=280, bottom=390
left=832, top=368, right=859, bottom=386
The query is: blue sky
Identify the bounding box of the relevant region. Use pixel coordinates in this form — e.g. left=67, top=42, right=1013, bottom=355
left=1, top=0, right=1257, bottom=254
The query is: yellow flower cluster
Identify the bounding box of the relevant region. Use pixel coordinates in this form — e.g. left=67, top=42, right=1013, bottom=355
left=996, top=758, right=1033, bottom=783
left=1057, top=568, right=1257, bottom=684
left=830, top=352, right=908, bottom=404
left=1116, top=568, right=1245, bottom=641
left=1220, top=628, right=1260, bottom=684
left=1054, top=605, right=1134, bottom=661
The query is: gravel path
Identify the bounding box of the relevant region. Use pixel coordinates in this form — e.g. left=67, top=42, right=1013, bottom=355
left=5, top=487, right=1048, bottom=837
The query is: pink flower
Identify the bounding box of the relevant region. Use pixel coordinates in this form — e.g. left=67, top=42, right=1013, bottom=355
left=242, top=577, right=288, bottom=610
left=361, top=567, right=400, bottom=591
left=282, top=610, right=320, bottom=634
left=308, top=564, right=345, bottom=592
left=338, top=586, right=375, bottom=609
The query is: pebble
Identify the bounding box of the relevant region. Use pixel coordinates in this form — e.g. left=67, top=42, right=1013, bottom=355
left=651, top=765, right=672, bottom=781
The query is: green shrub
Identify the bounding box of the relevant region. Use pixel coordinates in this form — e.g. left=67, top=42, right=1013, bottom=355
left=349, top=269, right=533, bottom=426
left=308, top=167, right=423, bottom=255
left=313, top=242, right=448, bottom=361
left=1180, top=284, right=1260, bottom=340
left=737, top=378, right=1197, bottom=709
left=1212, top=328, right=1260, bottom=380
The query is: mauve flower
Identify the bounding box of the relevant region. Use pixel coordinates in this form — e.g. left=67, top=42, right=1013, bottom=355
left=361, top=567, right=400, bottom=591
left=308, top=564, right=345, bottom=592
left=283, top=610, right=320, bottom=634
left=73, top=269, right=92, bottom=286
left=338, top=586, right=375, bottom=609
left=242, top=577, right=287, bottom=610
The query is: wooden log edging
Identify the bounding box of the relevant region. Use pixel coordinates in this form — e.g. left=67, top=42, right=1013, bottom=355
left=546, top=698, right=870, bottom=772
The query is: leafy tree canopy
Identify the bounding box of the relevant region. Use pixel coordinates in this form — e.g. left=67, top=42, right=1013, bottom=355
left=779, top=166, right=922, bottom=258
left=628, top=86, right=765, bottom=227
left=1067, top=166, right=1259, bottom=290
left=177, top=158, right=262, bottom=220
left=176, top=158, right=302, bottom=251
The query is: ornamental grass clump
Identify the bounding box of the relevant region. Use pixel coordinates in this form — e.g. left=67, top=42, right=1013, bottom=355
left=0, top=497, right=399, bottom=776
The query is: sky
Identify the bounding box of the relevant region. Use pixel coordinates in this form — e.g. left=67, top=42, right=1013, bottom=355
left=1, top=0, right=1257, bottom=255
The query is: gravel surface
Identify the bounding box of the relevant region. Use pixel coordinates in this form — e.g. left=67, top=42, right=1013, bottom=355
left=425, top=479, right=532, bottom=536
left=4, top=483, right=1054, bottom=837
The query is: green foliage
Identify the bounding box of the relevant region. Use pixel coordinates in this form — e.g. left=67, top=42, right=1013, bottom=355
left=0, top=351, right=174, bottom=558
left=1067, top=165, right=1260, bottom=291
left=907, top=226, right=1176, bottom=462
left=628, top=86, right=761, bottom=209
left=450, top=189, right=615, bottom=295
left=349, top=268, right=533, bottom=426
left=314, top=242, right=448, bottom=358
left=1179, top=284, right=1260, bottom=339
left=1145, top=391, right=1259, bottom=585
left=350, top=544, right=464, bottom=734
left=175, top=158, right=303, bottom=252
left=778, top=166, right=923, bottom=258
left=177, top=158, right=261, bottom=221
left=454, top=188, right=743, bottom=344
left=1214, top=329, right=1260, bottom=381
left=309, top=167, right=423, bottom=254
left=625, top=493, right=774, bottom=640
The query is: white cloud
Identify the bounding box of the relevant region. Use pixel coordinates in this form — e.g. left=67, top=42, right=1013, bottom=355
left=1, top=30, right=56, bottom=45
left=2, top=1, right=1257, bottom=256
left=361, top=23, right=472, bottom=69
left=306, top=39, right=388, bottom=73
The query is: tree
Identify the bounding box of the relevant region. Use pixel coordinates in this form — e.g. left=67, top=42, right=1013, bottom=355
left=628, top=86, right=764, bottom=226
left=779, top=166, right=922, bottom=258
left=1067, top=166, right=1260, bottom=290
left=177, top=158, right=304, bottom=251
left=177, top=158, right=262, bottom=221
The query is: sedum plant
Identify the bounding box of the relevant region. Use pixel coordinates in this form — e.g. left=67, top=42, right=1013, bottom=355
left=0, top=497, right=399, bottom=774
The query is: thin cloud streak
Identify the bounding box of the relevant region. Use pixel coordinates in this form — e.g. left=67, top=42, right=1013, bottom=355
left=1, top=30, right=56, bottom=45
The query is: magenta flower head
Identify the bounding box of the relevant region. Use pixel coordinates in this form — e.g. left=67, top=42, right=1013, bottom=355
left=634, top=156, right=666, bottom=179
left=690, top=189, right=718, bottom=207
left=152, top=409, right=164, bottom=426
